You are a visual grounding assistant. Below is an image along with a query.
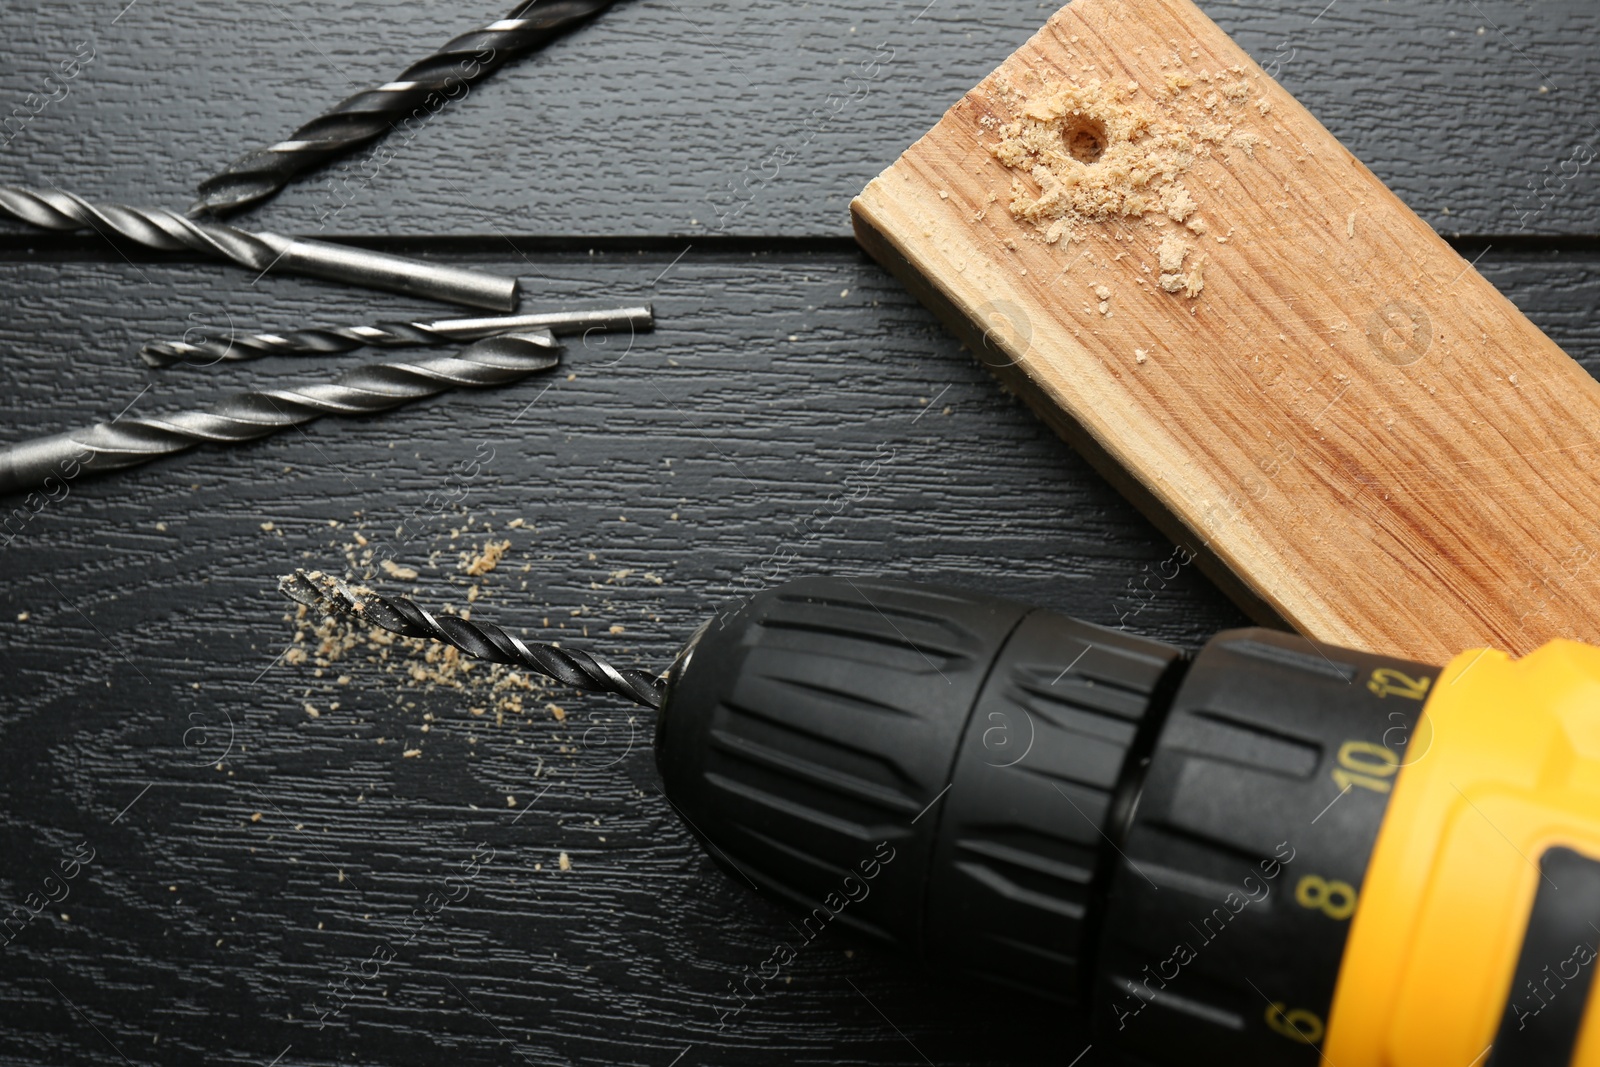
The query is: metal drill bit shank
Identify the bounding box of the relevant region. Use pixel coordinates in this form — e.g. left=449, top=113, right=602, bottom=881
left=193, top=0, right=620, bottom=217
left=281, top=571, right=665, bottom=709
left=141, top=305, right=653, bottom=367
left=0, top=332, right=558, bottom=496
left=0, top=185, right=518, bottom=310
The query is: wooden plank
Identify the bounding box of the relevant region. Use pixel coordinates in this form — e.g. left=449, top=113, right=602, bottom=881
left=852, top=0, right=1600, bottom=663
left=0, top=0, right=1595, bottom=238
left=1, top=247, right=1597, bottom=1065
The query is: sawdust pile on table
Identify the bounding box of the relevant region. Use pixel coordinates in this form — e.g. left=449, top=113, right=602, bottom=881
left=279, top=518, right=664, bottom=727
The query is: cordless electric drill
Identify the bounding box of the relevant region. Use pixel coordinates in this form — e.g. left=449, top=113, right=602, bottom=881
left=656, top=577, right=1600, bottom=1066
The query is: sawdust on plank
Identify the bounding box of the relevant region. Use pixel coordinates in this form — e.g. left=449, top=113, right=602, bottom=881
left=1155, top=234, right=1204, bottom=297
left=983, top=55, right=1268, bottom=301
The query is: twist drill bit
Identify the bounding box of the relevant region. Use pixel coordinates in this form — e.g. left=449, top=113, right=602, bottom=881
left=141, top=305, right=653, bottom=368
left=0, top=331, right=559, bottom=496
left=0, top=185, right=518, bottom=310
left=193, top=0, right=621, bottom=218
left=281, top=570, right=665, bottom=709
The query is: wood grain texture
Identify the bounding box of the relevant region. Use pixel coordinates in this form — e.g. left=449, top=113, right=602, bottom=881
left=0, top=0, right=1595, bottom=1063
left=853, top=0, right=1600, bottom=663
left=0, top=0, right=1595, bottom=238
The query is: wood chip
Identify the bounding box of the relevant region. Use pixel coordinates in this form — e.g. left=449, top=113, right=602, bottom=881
left=462, top=540, right=511, bottom=576
left=380, top=560, right=418, bottom=580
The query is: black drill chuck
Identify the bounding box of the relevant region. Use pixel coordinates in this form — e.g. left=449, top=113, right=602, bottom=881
left=655, top=577, right=1433, bottom=1064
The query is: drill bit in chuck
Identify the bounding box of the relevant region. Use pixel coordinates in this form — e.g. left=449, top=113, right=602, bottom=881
left=193, top=0, right=620, bottom=218
left=0, top=185, right=519, bottom=310
left=0, top=331, right=559, bottom=496
left=141, top=305, right=653, bottom=368
left=281, top=571, right=665, bottom=709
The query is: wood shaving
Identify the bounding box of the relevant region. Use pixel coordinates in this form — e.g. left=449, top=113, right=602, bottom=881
left=1156, top=235, right=1204, bottom=297
left=1183, top=254, right=1206, bottom=298
left=1230, top=130, right=1262, bottom=157
left=461, top=539, right=510, bottom=577
left=381, top=560, right=418, bottom=580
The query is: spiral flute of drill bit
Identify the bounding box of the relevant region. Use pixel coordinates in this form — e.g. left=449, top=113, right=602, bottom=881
left=1, top=184, right=280, bottom=266
left=140, top=306, right=653, bottom=368
left=280, top=571, right=666, bottom=710
left=192, top=0, right=620, bottom=217
left=0, top=332, right=558, bottom=496
left=0, top=185, right=518, bottom=309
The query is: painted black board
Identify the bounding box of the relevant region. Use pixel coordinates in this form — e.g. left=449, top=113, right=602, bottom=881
left=0, top=245, right=1597, bottom=1066
left=0, top=0, right=1595, bottom=240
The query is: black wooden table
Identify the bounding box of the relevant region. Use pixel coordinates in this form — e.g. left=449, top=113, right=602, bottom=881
left=2, top=2, right=1596, bottom=1064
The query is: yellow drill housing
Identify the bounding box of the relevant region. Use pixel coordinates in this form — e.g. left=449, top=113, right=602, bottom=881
left=1329, top=641, right=1600, bottom=1065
